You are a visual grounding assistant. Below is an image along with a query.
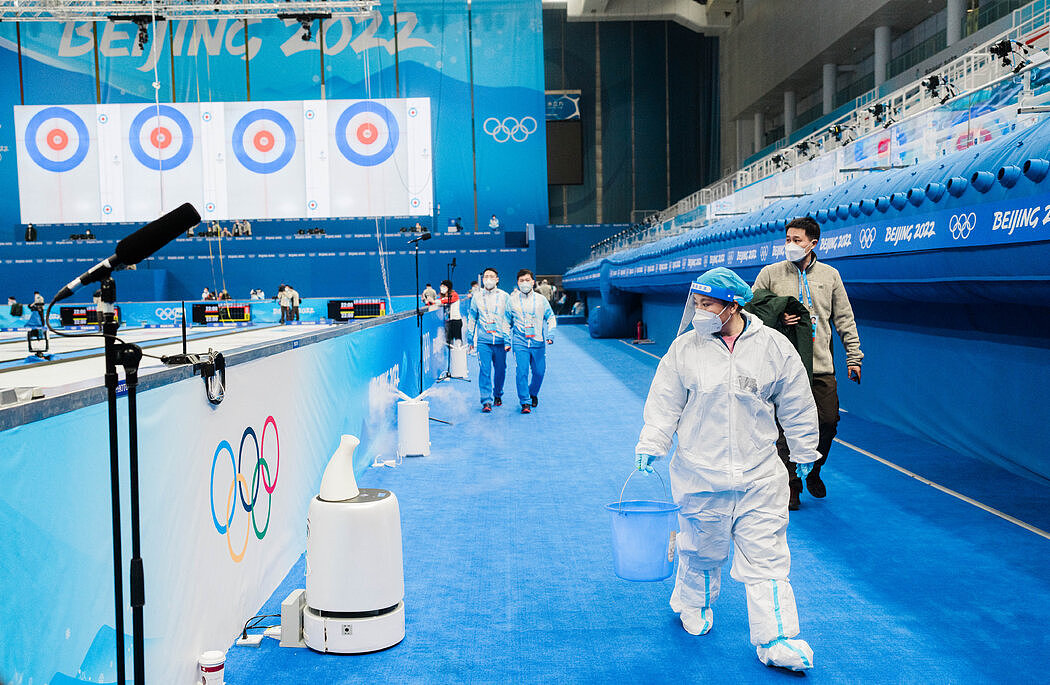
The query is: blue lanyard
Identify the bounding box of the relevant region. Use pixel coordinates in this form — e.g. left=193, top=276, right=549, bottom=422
left=517, top=292, right=540, bottom=337
left=797, top=268, right=817, bottom=342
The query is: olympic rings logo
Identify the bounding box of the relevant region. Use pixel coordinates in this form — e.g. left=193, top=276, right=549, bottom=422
left=154, top=306, right=183, bottom=321
left=210, top=416, right=280, bottom=562
left=858, top=227, right=877, bottom=249
left=483, top=116, right=537, bottom=143
left=949, top=212, right=976, bottom=240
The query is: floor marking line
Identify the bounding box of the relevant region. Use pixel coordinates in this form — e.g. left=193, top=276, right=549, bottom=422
left=834, top=437, right=1050, bottom=541
left=617, top=338, right=662, bottom=360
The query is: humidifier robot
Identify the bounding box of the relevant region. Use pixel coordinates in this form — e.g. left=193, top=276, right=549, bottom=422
left=300, top=435, right=405, bottom=653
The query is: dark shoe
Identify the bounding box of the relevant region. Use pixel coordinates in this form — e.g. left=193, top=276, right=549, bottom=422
left=482, top=403, right=492, bottom=413
left=521, top=404, right=531, bottom=414
left=494, top=396, right=502, bottom=406
left=806, top=473, right=826, bottom=498
left=788, top=491, right=800, bottom=511
left=530, top=395, right=538, bottom=407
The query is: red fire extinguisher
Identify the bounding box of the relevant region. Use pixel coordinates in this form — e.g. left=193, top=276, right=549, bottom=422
left=636, top=320, right=645, bottom=341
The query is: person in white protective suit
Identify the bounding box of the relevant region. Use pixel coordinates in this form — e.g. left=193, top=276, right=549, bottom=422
left=635, top=267, right=820, bottom=671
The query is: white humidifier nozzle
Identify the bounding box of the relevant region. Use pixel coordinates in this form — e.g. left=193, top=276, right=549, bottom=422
left=319, top=435, right=361, bottom=501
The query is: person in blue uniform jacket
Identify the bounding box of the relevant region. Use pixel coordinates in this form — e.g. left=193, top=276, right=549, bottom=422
left=466, top=267, right=512, bottom=412
left=505, top=269, right=556, bottom=414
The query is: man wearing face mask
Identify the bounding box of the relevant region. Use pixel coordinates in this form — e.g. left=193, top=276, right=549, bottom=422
left=635, top=267, right=819, bottom=671
left=466, top=268, right=512, bottom=412
left=505, top=268, right=556, bottom=414
left=753, top=217, right=863, bottom=509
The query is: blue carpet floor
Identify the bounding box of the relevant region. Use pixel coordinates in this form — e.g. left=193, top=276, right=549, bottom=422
left=225, top=325, right=1050, bottom=683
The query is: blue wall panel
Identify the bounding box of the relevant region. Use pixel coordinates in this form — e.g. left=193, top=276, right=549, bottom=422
left=533, top=223, right=626, bottom=275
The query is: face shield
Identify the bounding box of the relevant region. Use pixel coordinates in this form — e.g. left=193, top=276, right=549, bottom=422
left=676, top=271, right=754, bottom=336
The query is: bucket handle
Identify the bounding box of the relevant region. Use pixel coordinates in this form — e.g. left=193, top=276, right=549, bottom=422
left=618, top=468, right=673, bottom=512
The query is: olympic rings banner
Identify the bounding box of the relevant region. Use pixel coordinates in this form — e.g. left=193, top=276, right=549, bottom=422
left=13, top=97, right=434, bottom=224
left=0, top=310, right=445, bottom=683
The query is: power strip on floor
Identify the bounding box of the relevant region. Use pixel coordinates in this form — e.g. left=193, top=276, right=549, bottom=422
left=236, top=633, right=264, bottom=647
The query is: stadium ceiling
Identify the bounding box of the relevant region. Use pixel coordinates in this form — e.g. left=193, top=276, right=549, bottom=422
left=0, top=1, right=379, bottom=22
left=542, top=0, right=733, bottom=33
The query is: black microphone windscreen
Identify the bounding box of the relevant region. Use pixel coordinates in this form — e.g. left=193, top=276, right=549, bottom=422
left=116, top=203, right=201, bottom=265
left=421, top=232, right=432, bottom=241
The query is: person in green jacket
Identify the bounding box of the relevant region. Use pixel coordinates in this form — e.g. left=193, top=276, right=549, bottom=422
left=753, top=216, right=863, bottom=510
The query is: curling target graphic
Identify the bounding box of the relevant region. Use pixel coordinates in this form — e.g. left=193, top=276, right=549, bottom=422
left=232, top=109, right=297, bottom=174
left=24, top=106, right=91, bottom=172
left=129, top=105, right=194, bottom=171
left=335, top=101, right=399, bottom=167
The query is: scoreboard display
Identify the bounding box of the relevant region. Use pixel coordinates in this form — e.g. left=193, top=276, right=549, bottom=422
left=192, top=303, right=251, bottom=324
left=326, top=299, right=387, bottom=322
left=59, top=305, right=120, bottom=326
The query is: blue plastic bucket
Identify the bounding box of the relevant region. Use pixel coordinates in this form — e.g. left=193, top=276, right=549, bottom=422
left=606, top=471, right=680, bottom=582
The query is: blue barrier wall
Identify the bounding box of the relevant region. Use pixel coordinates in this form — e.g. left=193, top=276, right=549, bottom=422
left=564, top=114, right=1050, bottom=486
left=0, top=233, right=536, bottom=302
left=0, top=311, right=446, bottom=683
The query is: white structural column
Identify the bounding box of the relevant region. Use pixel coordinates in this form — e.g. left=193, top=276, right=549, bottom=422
left=784, top=90, right=796, bottom=138
left=874, top=25, right=892, bottom=89
left=736, top=118, right=747, bottom=168
left=754, top=111, right=765, bottom=154
left=822, top=63, right=836, bottom=114
left=946, top=0, right=965, bottom=46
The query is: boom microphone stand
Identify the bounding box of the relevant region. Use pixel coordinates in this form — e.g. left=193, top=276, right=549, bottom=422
left=100, top=277, right=146, bottom=685
left=406, top=232, right=452, bottom=426
left=45, top=202, right=200, bottom=685
left=408, top=231, right=432, bottom=395
left=438, top=257, right=470, bottom=384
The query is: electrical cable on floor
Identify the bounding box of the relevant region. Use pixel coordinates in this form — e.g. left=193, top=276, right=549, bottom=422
left=241, top=613, right=281, bottom=640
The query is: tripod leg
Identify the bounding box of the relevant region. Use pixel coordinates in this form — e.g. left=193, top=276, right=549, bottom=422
left=103, top=336, right=126, bottom=684
left=126, top=363, right=145, bottom=684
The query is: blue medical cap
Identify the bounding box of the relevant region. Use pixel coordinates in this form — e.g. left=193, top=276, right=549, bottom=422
left=690, top=267, right=753, bottom=305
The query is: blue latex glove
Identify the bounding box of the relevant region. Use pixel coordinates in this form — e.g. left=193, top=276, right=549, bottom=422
left=795, top=462, right=813, bottom=479
left=635, top=454, right=656, bottom=473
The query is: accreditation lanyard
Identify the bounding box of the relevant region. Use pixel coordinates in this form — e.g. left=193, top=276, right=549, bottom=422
left=478, top=291, right=500, bottom=335
left=797, top=268, right=817, bottom=342
left=517, top=292, right=542, bottom=339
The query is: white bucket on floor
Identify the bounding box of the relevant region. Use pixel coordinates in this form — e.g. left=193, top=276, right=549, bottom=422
left=397, top=399, right=430, bottom=457
left=449, top=343, right=468, bottom=378
left=198, top=650, right=225, bottom=685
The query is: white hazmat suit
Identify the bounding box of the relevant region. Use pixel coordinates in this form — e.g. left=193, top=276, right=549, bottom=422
left=636, top=310, right=819, bottom=671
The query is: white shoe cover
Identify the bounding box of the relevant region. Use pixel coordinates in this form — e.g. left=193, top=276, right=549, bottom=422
left=756, top=638, right=814, bottom=671
left=680, top=607, right=714, bottom=636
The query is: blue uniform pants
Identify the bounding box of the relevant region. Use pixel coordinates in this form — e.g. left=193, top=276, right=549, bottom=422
left=514, top=345, right=546, bottom=406
left=477, top=341, right=507, bottom=406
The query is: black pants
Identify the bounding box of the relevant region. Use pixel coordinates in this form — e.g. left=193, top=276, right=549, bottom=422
left=777, top=373, right=839, bottom=494
left=446, top=318, right=462, bottom=342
